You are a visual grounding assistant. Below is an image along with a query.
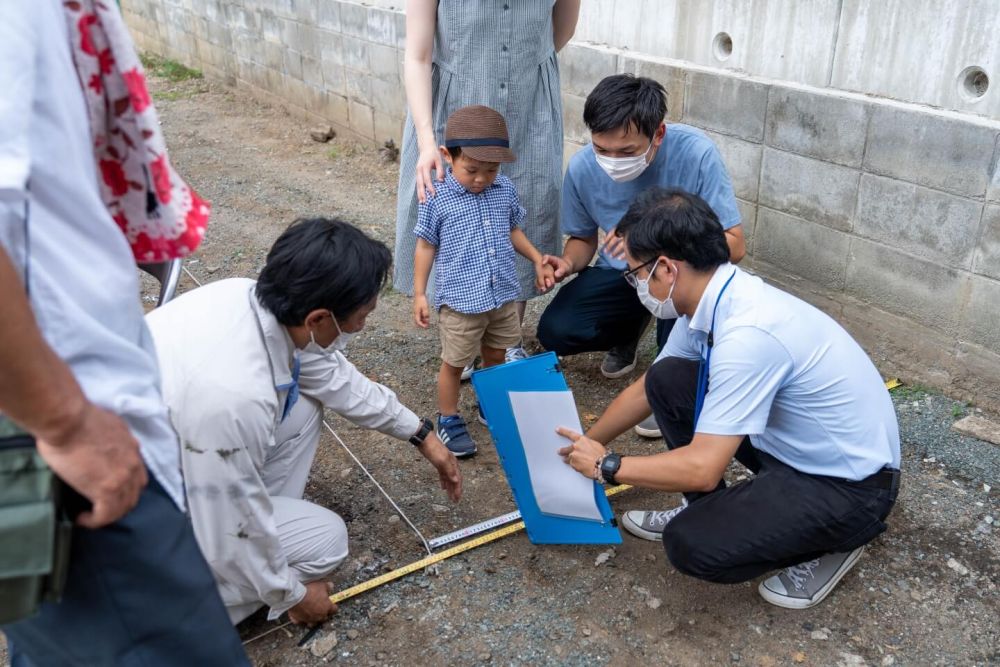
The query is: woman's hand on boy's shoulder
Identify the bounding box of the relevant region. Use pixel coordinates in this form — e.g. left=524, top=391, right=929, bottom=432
left=413, top=294, right=431, bottom=328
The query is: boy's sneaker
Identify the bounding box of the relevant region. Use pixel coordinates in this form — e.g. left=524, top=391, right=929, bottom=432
left=758, top=546, right=865, bottom=609
left=601, top=339, right=639, bottom=378
left=505, top=345, right=528, bottom=363
left=634, top=414, right=662, bottom=438
left=460, top=358, right=479, bottom=381
left=476, top=403, right=488, bottom=426
left=437, top=414, right=477, bottom=458
left=621, top=498, right=689, bottom=541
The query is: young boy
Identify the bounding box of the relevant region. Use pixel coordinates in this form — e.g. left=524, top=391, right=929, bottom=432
left=413, top=105, right=554, bottom=458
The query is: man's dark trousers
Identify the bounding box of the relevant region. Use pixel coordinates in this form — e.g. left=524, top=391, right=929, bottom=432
left=644, top=356, right=900, bottom=584
left=4, top=473, right=249, bottom=666
left=537, top=266, right=673, bottom=355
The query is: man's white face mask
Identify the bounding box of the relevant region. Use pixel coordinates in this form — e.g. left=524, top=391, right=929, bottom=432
left=304, top=313, right=358, bottom=356
left=595, top=139, right=654, bottom=183
left=633, top=258, right=679, bottom=320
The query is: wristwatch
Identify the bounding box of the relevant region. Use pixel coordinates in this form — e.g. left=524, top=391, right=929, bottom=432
left=599, top=453, right=622, bottom=484
left=409, top=417, right=434, bottom=447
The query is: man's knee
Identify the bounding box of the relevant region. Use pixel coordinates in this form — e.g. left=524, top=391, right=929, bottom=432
left=662, top=514, right=733, bottom=583
left=645, top=356, right=698, bottom=409
left=295, top=506, right=350, bottom=579
left=537, top=305, right=575, bottom=354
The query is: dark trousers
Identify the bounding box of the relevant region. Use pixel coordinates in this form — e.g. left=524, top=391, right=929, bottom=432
left=645, top=356, right=900, bottom=584
left=4, top=474, right=249, bottom=666
left=537, top=266, right=673, bottom=355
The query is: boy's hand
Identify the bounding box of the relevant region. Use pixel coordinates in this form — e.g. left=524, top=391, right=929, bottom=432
left=413, top=294, right=430, bottom=328
left=602, top=226, right=627, bottom=261
left=535, top=262, right=555, bottom=293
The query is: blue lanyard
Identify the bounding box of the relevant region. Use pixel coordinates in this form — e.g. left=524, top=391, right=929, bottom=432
left=278, top=354, right=301, bottom=422
left=693, top=269, right=738, bottom=426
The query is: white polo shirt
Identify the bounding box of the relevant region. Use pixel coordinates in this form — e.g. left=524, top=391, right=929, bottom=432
left=656, top=264, right=900, bottom=480
left=0, top=0, right=183, bottom=507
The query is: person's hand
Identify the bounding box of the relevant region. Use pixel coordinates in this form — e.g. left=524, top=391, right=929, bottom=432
left=534, top=261, right=555, bottom=293
left=419, top=432, right=463, bottom=502
left=602, top=226, right=627, bottom=261
left=35, top=402, right=148, bottom=529
left=415, top=144, right=444, bottom=203
left=540, top=254, right=573, bottom=284
left=556, top=427, right=607, bottom=480
left=413, top=294, right=430, bottom=328
left=288, top=580, right=337, bottom=626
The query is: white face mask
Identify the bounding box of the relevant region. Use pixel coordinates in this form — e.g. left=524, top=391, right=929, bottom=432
left=594, top=140, right=654, bottom=183
left=634, top=258, right=679, bottom=320
left=303, top=314, right=359, bottom=356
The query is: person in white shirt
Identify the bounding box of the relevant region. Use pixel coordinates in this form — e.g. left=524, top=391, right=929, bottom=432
left=146, top=217, right=462, bottom=626
left=0, top=1, right=247, bottom=663
left=559, top=188, right=900, bottom=609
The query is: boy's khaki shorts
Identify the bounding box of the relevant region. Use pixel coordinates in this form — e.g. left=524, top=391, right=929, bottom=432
left=438, top=303, right=521, bottom=368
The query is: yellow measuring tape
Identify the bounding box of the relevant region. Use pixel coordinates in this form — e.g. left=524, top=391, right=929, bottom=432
left=329, top=379, right=902, bottom=606
left=328, top=483, right=633, bottom=605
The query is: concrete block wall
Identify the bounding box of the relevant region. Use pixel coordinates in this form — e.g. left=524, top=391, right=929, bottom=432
left=122, top=0, right=1000, bottom=410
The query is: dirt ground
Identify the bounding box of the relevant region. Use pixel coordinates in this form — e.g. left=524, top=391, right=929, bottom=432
left=21, top=72, right=995, bottom=666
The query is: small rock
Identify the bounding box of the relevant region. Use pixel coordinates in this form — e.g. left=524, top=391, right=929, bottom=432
left=340, top=467, right=353, bottom=478
left=582, top=627, right=591, bottom=637
left=946, top=558, right=969, bottom=576
left=431, top=503, right=449, bottom=513
left=793, top=652, right=807, bottom=664
left=594, top=548, right=615, bottom=566
left=346, top=629, right=359, bottom=640
left=882, top=656, right=896, bottom=666
left=484, top=565, right=497, bottom=574
left=909, top=590, right=922, bottom=601
left=838, top=652, right=866, bottom=667
left=376, top=652, right=387, bottom=660
left=497, top=551, right=507, bottom=560
left=206, top=265, right=220, bottom=273
left=478, top=651, right=492, bottom=662
left=379, top=139, right=400, bottom=164
left=985, top=483, right=992, bottom=493
left=645, top=596, right=662, bottom=610
left=644, top=553, right=657, bottom=562
left=810, top=628, right=830, bottom=640
left=986, top=515, right=995, bottom=524
left=801, top=622, right=815, bottom=632
left=388, top=514, right=400, bottom=524
left=310, top=126, right=336, bottom=142
left=730, top=652, right=740, bottom=663
left=308, top=632, right=338, bottom=657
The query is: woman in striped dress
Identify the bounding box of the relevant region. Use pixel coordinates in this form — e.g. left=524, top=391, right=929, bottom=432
left=394, top=0, right=580, bottom=361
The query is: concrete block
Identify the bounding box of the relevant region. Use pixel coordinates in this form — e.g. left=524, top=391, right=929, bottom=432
left=302, top=57, right=323, bottom=88
left=327, top=93, right=351, bottom=129
left=864, top=106, right=997, bottom=198
left=284, top=49, right=303, bottom=80
left=260, top=11, right=282, bottom=43
left=974, top=204, right=1000, bottom=280
left=962, top=274, right=1000, bottom=353
left=262, top=42, right=284, bottom=71
left=989, top=135, right=1000, bottom=203
left=279, top=19, right=297, bottom=49
left=630, top=58, right=686, bottom=123
left=563, top=141, right=585, bottom=174
left=369, top=44, right=398, bottom=82
left=202, top=0, right=222, bottom=23
left=855, top=173, right=982, bottom=269
left=754, top=208, right=849, bottom=290
left=737, top=199, right=758, bottom=256
left=684, top=71, right=768, bottom=142
left=340, top=2, right=368, bottom=39
left=233, top=32, right=255, bottom=62
left=367, top=7, right=397, bottom=46
left=562, top=93, right=588, bottom=145
left=560, top=44, right=618, bottom=98
left=321, top=59, right=346, bottom=96
left=759, top=148, right=859, bottom=232
left=285, top=77, right=313, bottom=109
left=951, top=414, right=1000, bottom=446
left=223, top=4, right=258, bottom=32
left=342, top=36, right=369, bottom=73
left=349, top=99, right=375, bottom=140
left=262, top=0, right=295, bottom=19
left=296, top=23, right=319, bottom=58
left=292, top=0, right=317, bottom=24
left=317, top=0, right=340, bottom=31
left=765, top=87, right=869, bottom=168
left=845, top=237, right=966, bottom=335
left=706, top=131, right=762, bottom=203
left=371, top=77, right=404, bottom=118
left=374, top=111, right=403, bottom=146
left=393, top=10, right=407, bottom=49
left=345, top=69, right=371, bottom=105
left=318, top=31, right=343, bottom=66
left=206, top=20, right=231, bottom=49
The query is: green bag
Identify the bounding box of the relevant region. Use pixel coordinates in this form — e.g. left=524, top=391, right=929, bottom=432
left=0, top=418, right=72, bottom=625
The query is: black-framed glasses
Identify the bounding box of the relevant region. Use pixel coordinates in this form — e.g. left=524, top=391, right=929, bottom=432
left=623, top=258, right=656, bottom=288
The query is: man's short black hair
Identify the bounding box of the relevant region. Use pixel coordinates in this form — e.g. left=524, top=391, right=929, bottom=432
left=583, top=74, right=667, bottom=139
left=256, top=217, right=392, bottom=325
left=617, top=188, right=730, bottom=272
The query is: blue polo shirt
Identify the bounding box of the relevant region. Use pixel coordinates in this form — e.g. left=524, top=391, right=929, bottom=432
left=562, top=124, right=741, bottom=270
left=656, top=265, right=901, bottom=480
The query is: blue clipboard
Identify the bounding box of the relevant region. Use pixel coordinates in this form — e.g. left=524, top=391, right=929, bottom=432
left=471, top=352, right=622, bottom=545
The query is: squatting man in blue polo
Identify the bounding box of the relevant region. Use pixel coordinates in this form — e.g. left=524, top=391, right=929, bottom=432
left=558, top=188, right=901, bottom=609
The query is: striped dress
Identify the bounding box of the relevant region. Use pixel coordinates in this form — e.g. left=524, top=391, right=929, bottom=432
left=393, top=0, right=563, bottom=299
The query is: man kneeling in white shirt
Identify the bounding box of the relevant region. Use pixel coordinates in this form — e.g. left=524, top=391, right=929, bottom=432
left=146, top=218, right=462, bottom=626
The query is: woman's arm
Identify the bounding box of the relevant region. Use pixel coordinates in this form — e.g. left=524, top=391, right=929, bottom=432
left=404, top=0, right=442, bottom=202
left=552, top=0, right=581, bottom=51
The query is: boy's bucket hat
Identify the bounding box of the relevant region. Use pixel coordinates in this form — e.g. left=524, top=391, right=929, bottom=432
left=444, top=105, right=516, bottom=163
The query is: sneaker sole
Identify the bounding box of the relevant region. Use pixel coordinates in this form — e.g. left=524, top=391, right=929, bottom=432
left=477, top=413, right=488, bottom=427
left=452, top=448, right=477, bottom=459
left=758, top=546, right=865, bottom=610
left=620, top=512, right=665, bottom=542
left=601, top=359, right=637, bottom=379
left=634, top=424, right=662, bottom=438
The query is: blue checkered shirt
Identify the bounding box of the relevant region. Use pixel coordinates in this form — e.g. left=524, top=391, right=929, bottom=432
left=415, top=171, right=526, bottom=314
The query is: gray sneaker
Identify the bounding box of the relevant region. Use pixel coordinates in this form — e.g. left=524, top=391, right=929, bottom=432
left=505, top=345, right=528, bottom=363
left=758, top=546, right=865, bottom=609
left=601, top=340, right=639, bottom=378
left=621, top=498, right=689, bottom=541
left=634, top=414, right=662, bottom=438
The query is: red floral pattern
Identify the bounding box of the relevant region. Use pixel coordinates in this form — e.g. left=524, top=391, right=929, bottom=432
left=122, top=68, right=151, bottom=113
left=150, top=154, right=171, bottom=204
left=99, top=159, right=129, bottom=196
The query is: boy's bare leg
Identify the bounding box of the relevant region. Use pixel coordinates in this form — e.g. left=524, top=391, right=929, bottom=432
left=438, top=362, right=464, bottom=415
left=481, top=345, right=506, bottom=368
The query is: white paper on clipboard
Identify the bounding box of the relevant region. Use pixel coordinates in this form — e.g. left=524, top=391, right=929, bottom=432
left=507, top=390, right=603, bottom=522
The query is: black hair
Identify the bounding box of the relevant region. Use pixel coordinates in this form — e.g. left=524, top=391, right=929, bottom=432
left=255, top=217, right=392, bottom=325
left=447, top=146, right=462, bottom=159
left=583, top=74, right=667, bottom=139
left=616, top=188, right=730, bottom=272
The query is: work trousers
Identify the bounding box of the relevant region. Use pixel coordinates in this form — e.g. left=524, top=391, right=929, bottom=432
left=4, top=475, right=248, bottom=666
left=644, top=356, right=900, bottom=584
left=537, top=266, right=673, bottom=355
left=227, top=396, right=349, bottom=623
